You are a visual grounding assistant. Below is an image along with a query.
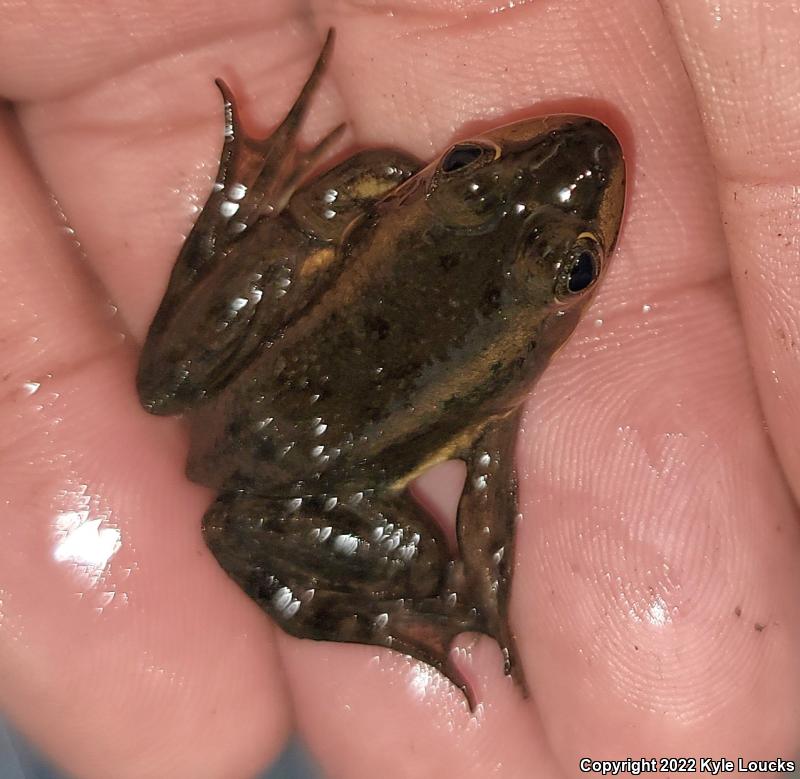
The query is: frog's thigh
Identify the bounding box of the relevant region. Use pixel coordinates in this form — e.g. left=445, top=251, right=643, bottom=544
left=204, top=491, right=480, bottom=706
left=457, top=410, right=528, bottom=691
left=137, top=218, right=313, bottom=414
left=204, top=491, right=450, bottom=599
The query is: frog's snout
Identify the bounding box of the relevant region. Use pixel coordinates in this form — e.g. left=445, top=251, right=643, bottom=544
left=532, top=115, right=626, bottom=253
left=502, top=116, right=625, bottom=300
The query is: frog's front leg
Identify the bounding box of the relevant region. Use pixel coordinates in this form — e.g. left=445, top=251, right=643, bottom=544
left=203, top=489, right=484, bottom=707
left=456, top=410, right=529, bottom=695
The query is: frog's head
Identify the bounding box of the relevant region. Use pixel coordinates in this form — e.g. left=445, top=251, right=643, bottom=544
left=422, top=115, right=625, bottom=331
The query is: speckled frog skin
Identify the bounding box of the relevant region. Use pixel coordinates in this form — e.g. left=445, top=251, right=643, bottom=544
left=137, top=31, right=625, bottom=708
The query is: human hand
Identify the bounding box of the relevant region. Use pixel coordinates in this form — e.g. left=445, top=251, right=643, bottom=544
left=1, top=1, right=798, bottom=777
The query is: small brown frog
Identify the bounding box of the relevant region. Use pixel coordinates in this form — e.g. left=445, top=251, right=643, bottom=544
left=137, top=30, right=625, bottom=708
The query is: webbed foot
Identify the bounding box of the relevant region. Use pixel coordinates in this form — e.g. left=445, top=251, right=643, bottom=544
left=203, top=489, right=486, bottom=708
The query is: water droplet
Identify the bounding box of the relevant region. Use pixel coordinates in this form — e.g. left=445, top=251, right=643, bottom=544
left=272, top=586, right=294, bottom=613
left=228, top=182, right=247, bottom=201
left=374, top=612, right=389, bottom=629
left=219, top=200, right=239, bottom=218
left=333, top=533, right=359, bottom=556
left=286, top=497, right=303, bottom=513
left=473, top=475, right=488, bottom=491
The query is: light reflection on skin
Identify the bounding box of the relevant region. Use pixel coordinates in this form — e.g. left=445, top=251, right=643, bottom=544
left=405, top=646, right=489, bottom=721
left=51, top=483, right=121, bottom=588
left=623, top=589, right=674, bottom=627
left=408, top=659, right=439, bottom=703
left=645, top=594, right=670, bottom=627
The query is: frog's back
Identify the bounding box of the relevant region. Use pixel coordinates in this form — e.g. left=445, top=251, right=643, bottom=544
left=185, top=113, right=626, bottom=496
left=186, top=198, right=542, bottom=495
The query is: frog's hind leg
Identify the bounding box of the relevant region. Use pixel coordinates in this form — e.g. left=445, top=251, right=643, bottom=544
left=213, top=28, right=345, bottom=233
left=138, top=30, right=420, bottom=416
left=155, top=29, right=340, bottom=312
left=203, top=490, right=483, bottom=709
left=138, top=32, right=342, bottom=415
left=456, top=410, right=529, bottom=697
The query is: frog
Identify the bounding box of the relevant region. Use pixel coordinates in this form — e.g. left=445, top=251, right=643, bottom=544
left=137, top=29, right=625, bottom=709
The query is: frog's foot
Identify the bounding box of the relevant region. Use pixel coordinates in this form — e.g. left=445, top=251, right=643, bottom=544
left=157, top=31, right=340, bottom=293
left=202, top=490, right=483, bottom=709
left=289, top=589, right=480, bottom=710
left=497, top=625, right=529, bottom=698
left=212, top=29, right=345, bottom=235
left=446, top=560, right=529, bottom=699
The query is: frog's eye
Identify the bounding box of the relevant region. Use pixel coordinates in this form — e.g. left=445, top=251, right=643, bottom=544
left=427, top=141, right=504, bottom=232
left=556, top=233, right=603, bottom=299
left=441, top=143, right=485, bottom=172
left=568, top=250, right=596, bottom=292
left=440, top=142, right=497, bottom=173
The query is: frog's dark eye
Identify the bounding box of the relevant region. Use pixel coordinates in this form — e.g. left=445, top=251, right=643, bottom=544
left=556, top=234, right=603, bottom=299
left=568, top=250, right=596, bottom=292
left=427, top=141, right=503, bottom=232
left=441, top=143, right=489, bottom=172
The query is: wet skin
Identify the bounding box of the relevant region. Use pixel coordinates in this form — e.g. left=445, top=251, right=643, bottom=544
left=137, top=31, right=625, bottom=708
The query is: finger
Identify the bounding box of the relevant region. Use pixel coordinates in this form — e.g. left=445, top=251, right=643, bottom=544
left=0, top=0, right=297, bottom=100
left=1, top=21, right=297, bottom=779
left=518, top=0, right=800, bottom=766
left=658, top=1, right=800, bottom=499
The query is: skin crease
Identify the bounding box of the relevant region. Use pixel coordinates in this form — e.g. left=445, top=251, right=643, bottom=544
left=0, top=0, right=798, bottom=778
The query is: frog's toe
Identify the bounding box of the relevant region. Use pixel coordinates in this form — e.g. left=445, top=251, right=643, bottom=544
left=207, top=29, right=340, bottom=231
left=304, top=590, right=480, bottom=710
left=501, top=638, right=530, bottom=699
left=383, top=615, right=479, bottom=711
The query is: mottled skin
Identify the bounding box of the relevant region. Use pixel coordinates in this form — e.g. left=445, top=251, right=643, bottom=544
left=137, top=31, right=625, bottom=707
